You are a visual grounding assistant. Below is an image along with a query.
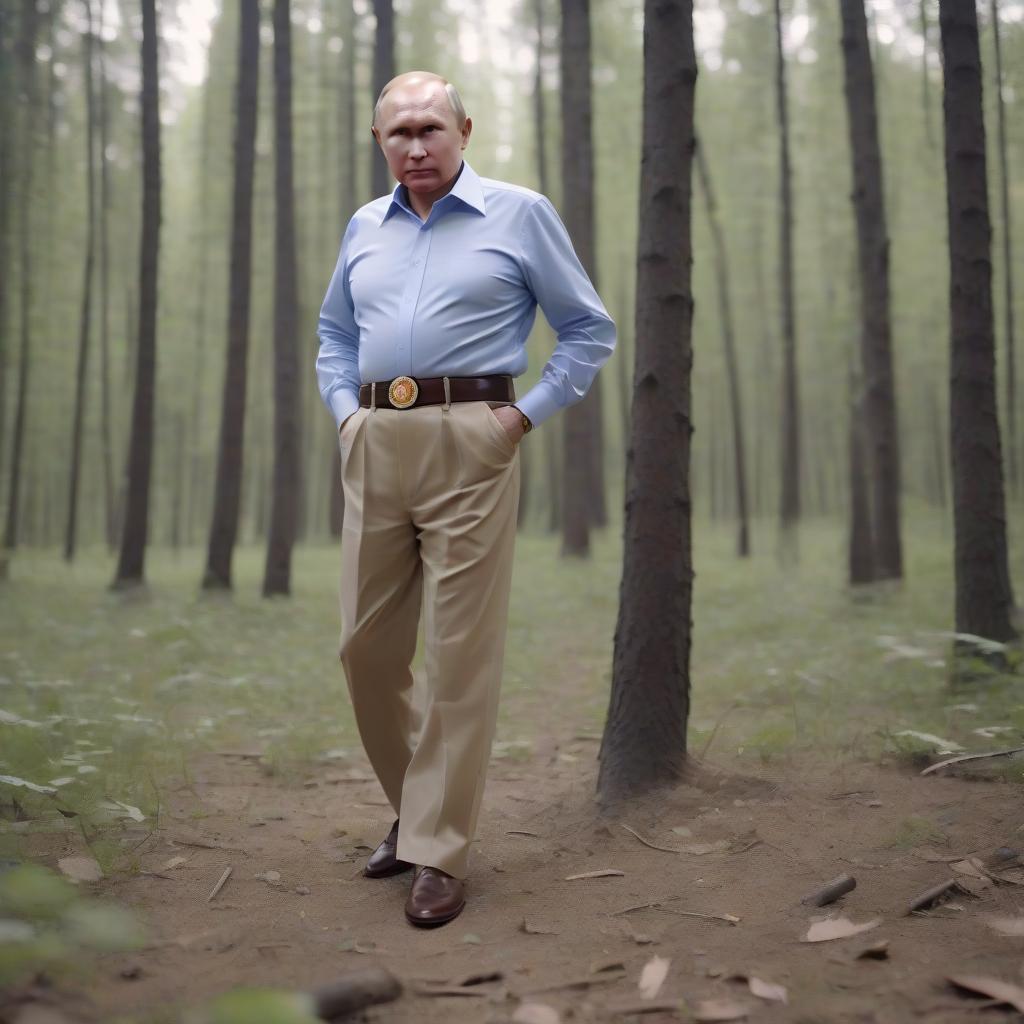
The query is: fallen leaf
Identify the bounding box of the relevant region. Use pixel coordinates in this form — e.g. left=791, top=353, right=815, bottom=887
left=57, top=856, right=103, bottom=883
left=988, top=918, right=1024, bottom=937
left=693, top=998, right=749, bottom=1021
left=0, top=774, right=57, bottom=795
left=512, top=1003, right=560, bottom=1024
left=565, top=869, right=624, bottom=881
left=948, top=974, right=1024, bottom=1012
left=521, top=918, right=558, bottom=935
left=679, top=840, right=730, bottom=856
left=160, top=856, right=187, bottom=871
left=855, top=940, right=890, bottom=960
left=747, top=976, right=787, bottom=1004
left=894, top=730, right=963, bottom=751
left=802, top=917, right=881, bottom=942
left=957, top=876, right=991, bottom=896
left=638, top=955, right=670, bottom=999
left=951, top=858, right=989, bottom=880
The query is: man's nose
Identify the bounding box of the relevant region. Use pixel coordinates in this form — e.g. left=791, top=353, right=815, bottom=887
left=409, top=136, right=427, bottom=158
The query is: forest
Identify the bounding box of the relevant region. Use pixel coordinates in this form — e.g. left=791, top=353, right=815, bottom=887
left=1, top=0, right=1023, bottom=1021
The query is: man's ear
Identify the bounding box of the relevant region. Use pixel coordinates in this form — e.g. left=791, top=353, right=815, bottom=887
left=371, top=125, right=382, bottom=148
left=461, top=116, right=473, bottom=150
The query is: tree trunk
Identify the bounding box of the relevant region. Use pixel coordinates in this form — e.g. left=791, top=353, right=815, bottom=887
left=0, top=0, right=14, bottom=490
left=559, top=0, right=601, bottom=556
left=774, top=0, right=800, bottom=560
left=111, top=0, right=161, bottom=589
left=839, top=0, right=903, bottom=582
left=938, top=0, right=1017, bottom=651
left=329, top=0, right=359, bottom=539
left=370, top=0, right=393, bottom=198
left=695, top=136, right=750, bottom=558
left=919, top=0, right=936, bottom=152
left=204, top=0, right=260, bottom=590
left=96, top=0, right=115, bottom=550
left=597, top=0, right=696, bottom=804
left=989, top=0, right=1016, bottom=496
left=263, top=0, right=301, bottom=597
left=65, top=0, right=98, bottom=562
left=2, top=0, right=40, bottom=567
left=848, top=362, right=874, bottom=586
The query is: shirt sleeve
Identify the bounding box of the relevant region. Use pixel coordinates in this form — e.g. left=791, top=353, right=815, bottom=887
left=514, top=197, right=617, bottom=428
left=316, top=220, right=362, bottom=429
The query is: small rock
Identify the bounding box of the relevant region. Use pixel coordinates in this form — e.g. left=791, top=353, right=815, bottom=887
left=120, top=963, right=144, bottom=980
left=295, top=885, right=311, bottom=895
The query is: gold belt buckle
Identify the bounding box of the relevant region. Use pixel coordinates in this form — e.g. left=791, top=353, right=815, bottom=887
left=388, top=376, right=419, bottom=409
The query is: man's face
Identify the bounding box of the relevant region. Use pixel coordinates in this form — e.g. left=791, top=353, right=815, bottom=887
left=373, top=82, right=471, bottom=204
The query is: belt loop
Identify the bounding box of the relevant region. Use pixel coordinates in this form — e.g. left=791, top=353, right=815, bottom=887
left=370, top=382, right=377, bottom=412
left=442, top=376, right=451, bottom=412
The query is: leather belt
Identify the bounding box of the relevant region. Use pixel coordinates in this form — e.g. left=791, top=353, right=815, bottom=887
left=359, top=375, right=515, bottom=410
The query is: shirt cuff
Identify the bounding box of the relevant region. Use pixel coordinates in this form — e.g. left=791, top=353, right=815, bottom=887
left=513, top=385, right=562, bottom=429
left=330, top=387, right=361, bottom=430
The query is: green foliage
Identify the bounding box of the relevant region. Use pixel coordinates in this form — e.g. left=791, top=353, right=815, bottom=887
left=0, top=863, right=145, bottom=988
left=196, top=989, right=319, bottom=1024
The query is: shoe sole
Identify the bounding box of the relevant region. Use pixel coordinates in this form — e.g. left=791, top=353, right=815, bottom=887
left=404, top=901, right=466, bottom=928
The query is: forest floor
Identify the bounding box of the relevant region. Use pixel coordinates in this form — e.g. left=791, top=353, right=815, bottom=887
left=2, top=510, right=1024, bottom=1024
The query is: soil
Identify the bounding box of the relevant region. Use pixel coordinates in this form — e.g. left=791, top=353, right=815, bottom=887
left=9, top=740, right=1024, bottom=1024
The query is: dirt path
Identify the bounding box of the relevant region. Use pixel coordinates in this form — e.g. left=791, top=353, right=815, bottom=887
left=15, top=738, right=1024, bottom=1023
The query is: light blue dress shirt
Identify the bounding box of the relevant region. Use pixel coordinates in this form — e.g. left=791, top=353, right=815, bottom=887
left=316, top=161, right=616, bottom=429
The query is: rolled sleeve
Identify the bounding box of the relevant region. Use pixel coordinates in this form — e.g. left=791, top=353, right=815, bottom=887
left=316, top=221, right=362, bottom=429
left=515, top=198, right=616, bottom=428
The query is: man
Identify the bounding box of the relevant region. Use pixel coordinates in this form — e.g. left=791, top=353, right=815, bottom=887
left=316, top=71, right=615, bottom=927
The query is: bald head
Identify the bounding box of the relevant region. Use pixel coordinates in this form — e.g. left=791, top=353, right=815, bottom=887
left=372, top=72, right=468, bottom=130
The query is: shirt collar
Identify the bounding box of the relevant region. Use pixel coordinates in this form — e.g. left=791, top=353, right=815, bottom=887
left=380, top=161, right=487, bottom=225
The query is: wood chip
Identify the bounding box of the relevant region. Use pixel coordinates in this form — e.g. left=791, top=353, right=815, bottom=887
left=692, top=998, right=749, bottom=1021
left=638, top=956, right=670, bottom=999
left=565, top=869, right=624, bottom=881
left=948, top=974, right=1024, bottom=1012
left=802, top=916, right=880, bottom=942
left=506, top=830, right=541, bottom=837
left=906, top=878, right=964, bottom=914
left=207, top=865, right=232, bottom=902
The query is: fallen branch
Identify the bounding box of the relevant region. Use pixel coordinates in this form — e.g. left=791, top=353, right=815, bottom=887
left=206, top=866, right=232, bottom=902
left=801, top=874, right=856, bottom=907
left=521, top=970, right=626, bottom=995
left=907, top=878, right=971, bottom=915
left=609, top=899, right=738, bottom=925
left=921, top=746, right=1024, bottom=776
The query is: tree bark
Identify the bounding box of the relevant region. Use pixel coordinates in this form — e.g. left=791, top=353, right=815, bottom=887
left=370, top=0, right=394, bottom=198
left=0, top=0, right=15, bottom=491
left=938, top=0, right=1017, bottom=650
left=598, top=0, right=696, bottom=804
left=989, top=0, right=1016, bottom=496
left=204, top=0, right=260, bottom=590
left=65, top=0, right=98, bottom=562
left=839, top=0, right=903, bottom=582
left=2, top=0, right=40, bottom=566
left=263, top=0, right=302, bottom=597
left=112, top=0, right=161, bottom=588
left=559, top=0, right=602, bottom=556
left=695, top=136, right=750, bottom=558
left=774, top=0, right=800, bottom=560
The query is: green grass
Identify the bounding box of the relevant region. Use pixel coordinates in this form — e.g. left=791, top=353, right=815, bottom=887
left=0, top=505, right=1021, bottom=855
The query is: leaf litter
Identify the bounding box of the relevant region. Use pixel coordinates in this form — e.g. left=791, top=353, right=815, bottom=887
left=802, top=916, right=881, bottom=942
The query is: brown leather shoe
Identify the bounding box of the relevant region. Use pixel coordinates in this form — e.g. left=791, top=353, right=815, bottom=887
left=404, top=866, right=466, bottom=927
left=363, top=819, right=413, bottom=878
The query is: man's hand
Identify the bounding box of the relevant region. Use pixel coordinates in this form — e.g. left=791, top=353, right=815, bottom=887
left=491, top=404, right=527, bottom=445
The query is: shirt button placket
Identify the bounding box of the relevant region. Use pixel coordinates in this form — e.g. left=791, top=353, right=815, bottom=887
left=395, top=226, right=432, bottom=378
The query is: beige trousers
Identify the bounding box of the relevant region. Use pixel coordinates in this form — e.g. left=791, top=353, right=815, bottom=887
left=337, top=400, right=520, bottom=879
